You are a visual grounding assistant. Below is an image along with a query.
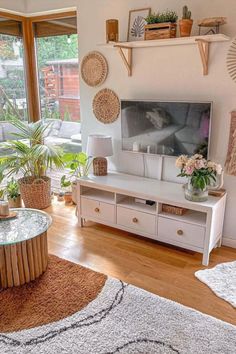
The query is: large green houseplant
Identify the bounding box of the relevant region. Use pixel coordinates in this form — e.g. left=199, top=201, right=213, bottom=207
left=62, top=152, right=92, bottom=204
left=0, top=118, right=64, bottom=209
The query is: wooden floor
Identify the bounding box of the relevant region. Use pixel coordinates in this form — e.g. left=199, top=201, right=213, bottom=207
left=46, top=199, right=236, bottom=325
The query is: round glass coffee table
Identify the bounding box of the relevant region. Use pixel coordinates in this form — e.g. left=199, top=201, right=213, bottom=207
left=0, top=208, right=52, bottom=289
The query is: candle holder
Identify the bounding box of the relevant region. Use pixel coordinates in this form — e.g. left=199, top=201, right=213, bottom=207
left=0, top=200, right=10, bottom=217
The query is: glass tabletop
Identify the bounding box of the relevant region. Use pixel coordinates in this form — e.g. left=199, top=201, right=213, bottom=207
left=0, top=208, right=52, bottom=246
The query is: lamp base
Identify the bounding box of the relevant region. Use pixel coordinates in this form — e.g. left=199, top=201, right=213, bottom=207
left=93, top=157, right=108, bottom=176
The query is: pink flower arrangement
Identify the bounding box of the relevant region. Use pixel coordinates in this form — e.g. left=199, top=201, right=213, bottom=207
left=176, top=154, right=222, bottom=190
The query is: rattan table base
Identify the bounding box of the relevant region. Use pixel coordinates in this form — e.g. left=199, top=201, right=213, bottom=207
left=0, top=232, right=48, bottom=289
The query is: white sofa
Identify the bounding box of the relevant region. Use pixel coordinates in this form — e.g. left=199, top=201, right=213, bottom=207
left=0, top=119, right=82, bottom=155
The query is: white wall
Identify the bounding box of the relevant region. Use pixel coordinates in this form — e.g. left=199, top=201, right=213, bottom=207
left=25, top=0, right=77, bottom=14
left=0, top=0, right=26, bottom=13
left=77, top=0, right=236, bottom=245
left=3, top=0, right=236, bottom=244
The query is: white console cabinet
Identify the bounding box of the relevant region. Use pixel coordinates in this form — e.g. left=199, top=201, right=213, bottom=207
left=77, top=172, right=226, bottom=266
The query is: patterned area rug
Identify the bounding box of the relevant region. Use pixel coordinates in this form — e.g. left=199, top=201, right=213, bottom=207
left=195, top=261, right=236, bottom=308
left=1, top=257, right=236, bottom=354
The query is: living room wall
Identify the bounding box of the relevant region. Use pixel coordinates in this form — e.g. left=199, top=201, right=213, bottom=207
left=0, top=0, right=26, bottom=13
left=7, top=0, right=236, bottom=245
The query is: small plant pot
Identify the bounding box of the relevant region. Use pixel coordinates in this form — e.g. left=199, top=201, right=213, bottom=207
left=8, top=195, right=22, bottom=208
left=64, top=192, right=73, bottom=204
left=179, top=19, right=193, bottom=37
left=57, top=192, right=64, bottom=202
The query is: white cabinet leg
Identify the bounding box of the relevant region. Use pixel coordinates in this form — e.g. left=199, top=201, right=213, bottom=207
left=202, top=251, right=210, bottom=266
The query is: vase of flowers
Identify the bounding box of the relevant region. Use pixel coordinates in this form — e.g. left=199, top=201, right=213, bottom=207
left=176, top=154, right=223, bottom=202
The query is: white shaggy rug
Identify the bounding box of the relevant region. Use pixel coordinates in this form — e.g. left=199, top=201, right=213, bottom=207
left=0, top=278, right=236, bottom=354
left=195, top=261, right=236, bottom=308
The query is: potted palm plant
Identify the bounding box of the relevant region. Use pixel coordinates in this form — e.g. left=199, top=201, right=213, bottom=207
left=0, top=119, right=64, bottom=209
left=6, top=178, right=22, bottom=208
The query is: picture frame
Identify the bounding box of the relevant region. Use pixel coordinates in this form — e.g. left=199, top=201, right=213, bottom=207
left=127, top=8, right=151, bottom=42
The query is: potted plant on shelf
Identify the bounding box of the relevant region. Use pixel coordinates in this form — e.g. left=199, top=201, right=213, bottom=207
left=145, top=10, right=178, bottom=40
left=179, top=5, right=193, bottom=37
left=0, top=118, right=64, bottom=210
left=176, top=154, right=223, bottom=202
left=6, top=178, right=22, bottom=208
left=60, top=175, right=73, bottom=204
left=62, top=152, right=92, bottom=204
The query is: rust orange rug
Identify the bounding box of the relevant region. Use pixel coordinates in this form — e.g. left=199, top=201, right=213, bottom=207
left=0, top=255, right=107, bottom=333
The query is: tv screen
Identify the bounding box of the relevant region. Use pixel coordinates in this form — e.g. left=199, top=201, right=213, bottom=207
left=121, top=100, right=212, bottom=158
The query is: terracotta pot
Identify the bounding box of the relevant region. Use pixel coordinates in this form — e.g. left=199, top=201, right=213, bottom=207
left=179, top=19, right=193, bottom=37
left=8, top=195, right=22, bottom=208
left=64, top=192, right=73, bottom=204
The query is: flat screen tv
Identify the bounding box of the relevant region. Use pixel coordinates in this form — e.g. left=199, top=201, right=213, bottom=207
left=121, top=100, right=212, bottom=158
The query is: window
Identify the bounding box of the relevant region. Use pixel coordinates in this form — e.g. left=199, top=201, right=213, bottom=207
left=35, top=17, right=80, bottom=123
left=0, top=18, right=28, bottom=122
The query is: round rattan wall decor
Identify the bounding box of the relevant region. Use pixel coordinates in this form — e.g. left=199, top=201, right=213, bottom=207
left=227, top=38, right=236, bottom=83
left=81, top=51, right=108, bottom=87
left=93, top=88, right=120, bottom=124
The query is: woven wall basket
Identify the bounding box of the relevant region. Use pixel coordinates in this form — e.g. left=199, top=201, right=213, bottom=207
left=18, top=176, right=51, bottom=210
left=81, top=51, right=108, bottom=87
left=227, top=38, right=236, bottom=82
left=93, top=88, right=120, bottom=124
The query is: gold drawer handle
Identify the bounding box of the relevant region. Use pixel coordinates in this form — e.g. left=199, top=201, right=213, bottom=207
left=132, top=217, right=138, bottom=223
left=177, top=229, right=184, bottom=236
left=95, top=208, right=100, bottom=213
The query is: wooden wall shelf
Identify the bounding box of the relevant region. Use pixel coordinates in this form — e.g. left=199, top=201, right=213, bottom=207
left=99, top=34, right=230, bottom=76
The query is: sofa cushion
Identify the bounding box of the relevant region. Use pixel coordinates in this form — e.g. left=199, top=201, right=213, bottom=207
left=44, top=119, right=62, bottom=137
left=0, top=125, right=4, bottom=142
left=2, top=123, right=21, bottom=141
left=58, top=122, right=81, bottom=139
left=71, top=134, right=82, bottom=143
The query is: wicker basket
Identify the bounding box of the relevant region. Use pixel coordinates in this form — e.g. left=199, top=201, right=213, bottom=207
left=18, top=176, right=51, bottom=210
left=162, top=204, right=188, bottom=216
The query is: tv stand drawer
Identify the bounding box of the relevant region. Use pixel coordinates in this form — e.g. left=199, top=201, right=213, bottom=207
left=157, top=217, right=205, bottom=248
left=81, top=197, right=115, bottom=223
left=117, top=206, right=156, bottom=236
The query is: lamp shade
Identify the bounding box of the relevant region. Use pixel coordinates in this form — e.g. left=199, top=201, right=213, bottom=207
left=87, top=134, right=113, bottom=157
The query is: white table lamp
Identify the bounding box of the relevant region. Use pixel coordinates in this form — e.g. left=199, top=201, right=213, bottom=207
left=87, top=134, right=113, bottom=176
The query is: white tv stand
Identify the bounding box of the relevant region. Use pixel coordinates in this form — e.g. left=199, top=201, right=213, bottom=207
left=77, top=172, right=226, bottom=266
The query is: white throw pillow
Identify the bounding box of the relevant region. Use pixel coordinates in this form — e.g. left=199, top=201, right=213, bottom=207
left=58, top=122, right=81, bottom=139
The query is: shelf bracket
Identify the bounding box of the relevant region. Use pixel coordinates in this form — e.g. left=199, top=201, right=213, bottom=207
left=196, top=39, right=210, bottom=76
left=115, top=45, right=132, bottom=76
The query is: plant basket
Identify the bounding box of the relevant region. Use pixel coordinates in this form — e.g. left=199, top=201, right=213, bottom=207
left=145, top=22, right=177, bottom=40
left=18, top=176, right=51, bottom=210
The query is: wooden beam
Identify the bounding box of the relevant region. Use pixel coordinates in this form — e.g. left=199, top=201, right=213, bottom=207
left=22, top=19, right=41, bottom=122
left=30, top=11, right=77, bottom=23
left=0, top=11, right=24, bottom=22
left=116, top=47, right=132, bottom=76
left=196, top=39, right=210, bottom=76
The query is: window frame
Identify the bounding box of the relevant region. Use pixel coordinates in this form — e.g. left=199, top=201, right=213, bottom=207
left=0, top=10, right=77, bottom=123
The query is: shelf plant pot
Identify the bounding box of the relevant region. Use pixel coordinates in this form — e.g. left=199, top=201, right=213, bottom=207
left=179, top=19, right=193, bottom=37
left=145, top=22, right=177, bottom=40
left=18, top=176, right=51, bottom=210
left=8, top=195, right=22, bottom=208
